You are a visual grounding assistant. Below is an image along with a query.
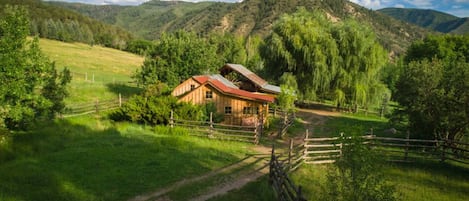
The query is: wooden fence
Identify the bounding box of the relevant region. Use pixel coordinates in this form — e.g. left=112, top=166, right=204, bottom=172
left=300, top=129, right=469, bottom=165
left=269, top=145, right=307, bottom=201
left=62, top=94, right=125, bottom=117
left=169, top=111, right=261, bottom=144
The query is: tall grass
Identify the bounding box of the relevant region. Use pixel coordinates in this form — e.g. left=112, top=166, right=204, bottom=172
left=0, top=114, right=254, bottom=201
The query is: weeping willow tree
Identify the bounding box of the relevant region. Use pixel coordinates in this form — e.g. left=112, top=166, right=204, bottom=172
left=262, top=8, right=389, bottom=110
left=261, top=9, right=339, bottom=100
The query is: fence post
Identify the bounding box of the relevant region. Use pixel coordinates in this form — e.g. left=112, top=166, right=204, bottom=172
left=303, top=129, right=309, bottom=160
left=440, top=138, right=447, bottom=162
left=118, top=93, right=122, bottom=107
left=170, top=110, right=174, bottom=128
left=209, top=112, right=213, bottom=137
left=85, top=72, right=88, bottom=81
left=339, top=132, right=344, bottom=157
left=404, top=131, right=410, bottom=161
left=288, top=139, right=293, bottom=170
left=95, top=99, right=99, bottom=113
left=92, top=73, right=95, bottom=83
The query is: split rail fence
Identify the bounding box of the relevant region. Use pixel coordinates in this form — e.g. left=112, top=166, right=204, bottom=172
left=169, top=111, right=261, bottom=144
left=62, top=94, right=126, bottom=117
left=299, top=130, right=469, bottom=165
left=270, top=145, right=307, bottom=201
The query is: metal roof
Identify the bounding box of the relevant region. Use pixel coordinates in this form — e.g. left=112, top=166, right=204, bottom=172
left=220, top=63, right=281, bottom=94
left=192, top=75, right=274, bottom=103
left=221, top=64, right=268, bottom=87
left=209, top=74, right=238, bottom=89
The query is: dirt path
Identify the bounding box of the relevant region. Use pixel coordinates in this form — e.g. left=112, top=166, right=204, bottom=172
left=128, top=156, right=261, bottom=201
left=129, top=109, right=337, bottom=201
left=291, top=108, right=341, bottom=144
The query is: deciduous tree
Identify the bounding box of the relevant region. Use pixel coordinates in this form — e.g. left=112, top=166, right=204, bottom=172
left=0, top=6, right=71, bottom=130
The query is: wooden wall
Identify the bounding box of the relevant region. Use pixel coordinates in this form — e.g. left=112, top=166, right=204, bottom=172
left=178, top=84, right=268, bottom=125
left=171, top=78, right=201, bottom=97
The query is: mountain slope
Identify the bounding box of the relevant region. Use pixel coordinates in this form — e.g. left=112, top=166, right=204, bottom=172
left=0, top=0, right=134, bottom=49
left=53, top=0, right=431, bottom=55
left=378, top=7, right=469, bottom=34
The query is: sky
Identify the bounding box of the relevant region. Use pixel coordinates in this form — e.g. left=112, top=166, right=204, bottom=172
left=50, top=0, right=469, bottom=17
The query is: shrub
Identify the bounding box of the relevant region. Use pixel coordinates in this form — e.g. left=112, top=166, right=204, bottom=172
left=321, top=134, right=398, bottom=201
left=110, top=95, right=206, bottom=125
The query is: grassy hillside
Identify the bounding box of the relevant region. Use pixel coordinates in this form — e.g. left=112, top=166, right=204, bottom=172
left=379, top=8, right=469, bottom=34
left=53, top=0, right=430, bottom=55
left=38, top=38, right=144, bottom=104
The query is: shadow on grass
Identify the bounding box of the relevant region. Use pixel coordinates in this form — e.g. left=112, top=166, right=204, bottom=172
left=388, top=160, right=469, bottom=198
left=0, top=118, right=240, bottom=201
left=106, top=83, right=143, bottom=97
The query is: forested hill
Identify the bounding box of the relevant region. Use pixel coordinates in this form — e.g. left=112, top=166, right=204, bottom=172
left=51, top=0, right=430, bottom=55
left=378, top=8, right=469, bottom=34
left=0, top=0, right=134, bottom=50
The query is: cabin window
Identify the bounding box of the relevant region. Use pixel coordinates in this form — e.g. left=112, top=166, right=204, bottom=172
left=243, top=107, right=252, bottom=114
left=190, top=84, right=195, bottom=90
left=224, top=106, right=232, bottom=114
left=205, top=91, right=213, bottom=99
left=255, top=107, right=259, bottom=114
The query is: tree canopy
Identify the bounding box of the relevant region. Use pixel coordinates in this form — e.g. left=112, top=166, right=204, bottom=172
left=261, top=9, right=388, bottom=109
left=394, top=35, right=469, bottom=140
left=0, top=5, right=71, bottom=130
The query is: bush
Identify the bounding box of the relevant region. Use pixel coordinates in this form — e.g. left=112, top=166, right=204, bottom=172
left=110, top=94, right=206, bottom=125
left=321, top=134, right=398, bottom=201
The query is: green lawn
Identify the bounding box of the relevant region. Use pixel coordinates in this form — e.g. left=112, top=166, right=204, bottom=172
left=0, top=114, right=254, bottom=201
left=38, top=38, right=144, bottom=105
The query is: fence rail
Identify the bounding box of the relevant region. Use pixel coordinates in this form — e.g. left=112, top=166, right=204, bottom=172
left=270, top=146, right=306, bottom=201
left=169, top=111, right=261, bottom=144
left=299, top=129, right=469, bottom=165
left=62, top=94, right=125, bottom=117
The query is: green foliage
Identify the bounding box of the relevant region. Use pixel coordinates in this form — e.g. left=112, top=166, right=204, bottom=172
left=262, top=9, right=388, bottom=110
left=111, top=83, right=206, bottom=125
left=125, top=39, right=155, bottom=55
left=277, top=73, right=298, bottom=112
left=208, top=32, right=247, bottom=65
left=0, top=6, right=71, bottom=130
left=394, top=35, right=469, bottom=140
left=322, top=134, right=397, bottom=201
left=134, top=31, right=222, bottom=88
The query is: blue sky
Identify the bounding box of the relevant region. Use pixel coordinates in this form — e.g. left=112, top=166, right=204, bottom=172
left=50, top=0, right=469, bottom=17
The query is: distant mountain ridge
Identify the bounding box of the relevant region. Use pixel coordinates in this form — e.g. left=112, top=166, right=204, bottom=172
left=378, top=8, right=469, bottom=34
left=50, top=0, right=432, bottom=56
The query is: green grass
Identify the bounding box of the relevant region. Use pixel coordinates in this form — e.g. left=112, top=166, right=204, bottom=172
left=0, top=114, right=254, bottom=201
left=38, top=38, right=144, bottom=104
left=210, top=110, right=469, bottom=200
left=289, top=160, right=469, bottom=201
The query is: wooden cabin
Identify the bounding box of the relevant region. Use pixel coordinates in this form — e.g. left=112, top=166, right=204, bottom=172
left=172, top=74, right=275, bottom=126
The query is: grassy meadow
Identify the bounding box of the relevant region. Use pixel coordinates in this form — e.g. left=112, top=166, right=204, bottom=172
left=38, top=38, right=145, bottom=104
left=0, top=114, right=255, bottom=201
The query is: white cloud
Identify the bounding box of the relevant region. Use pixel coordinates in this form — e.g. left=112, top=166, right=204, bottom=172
left=394, top=4, right=405, bottom=8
